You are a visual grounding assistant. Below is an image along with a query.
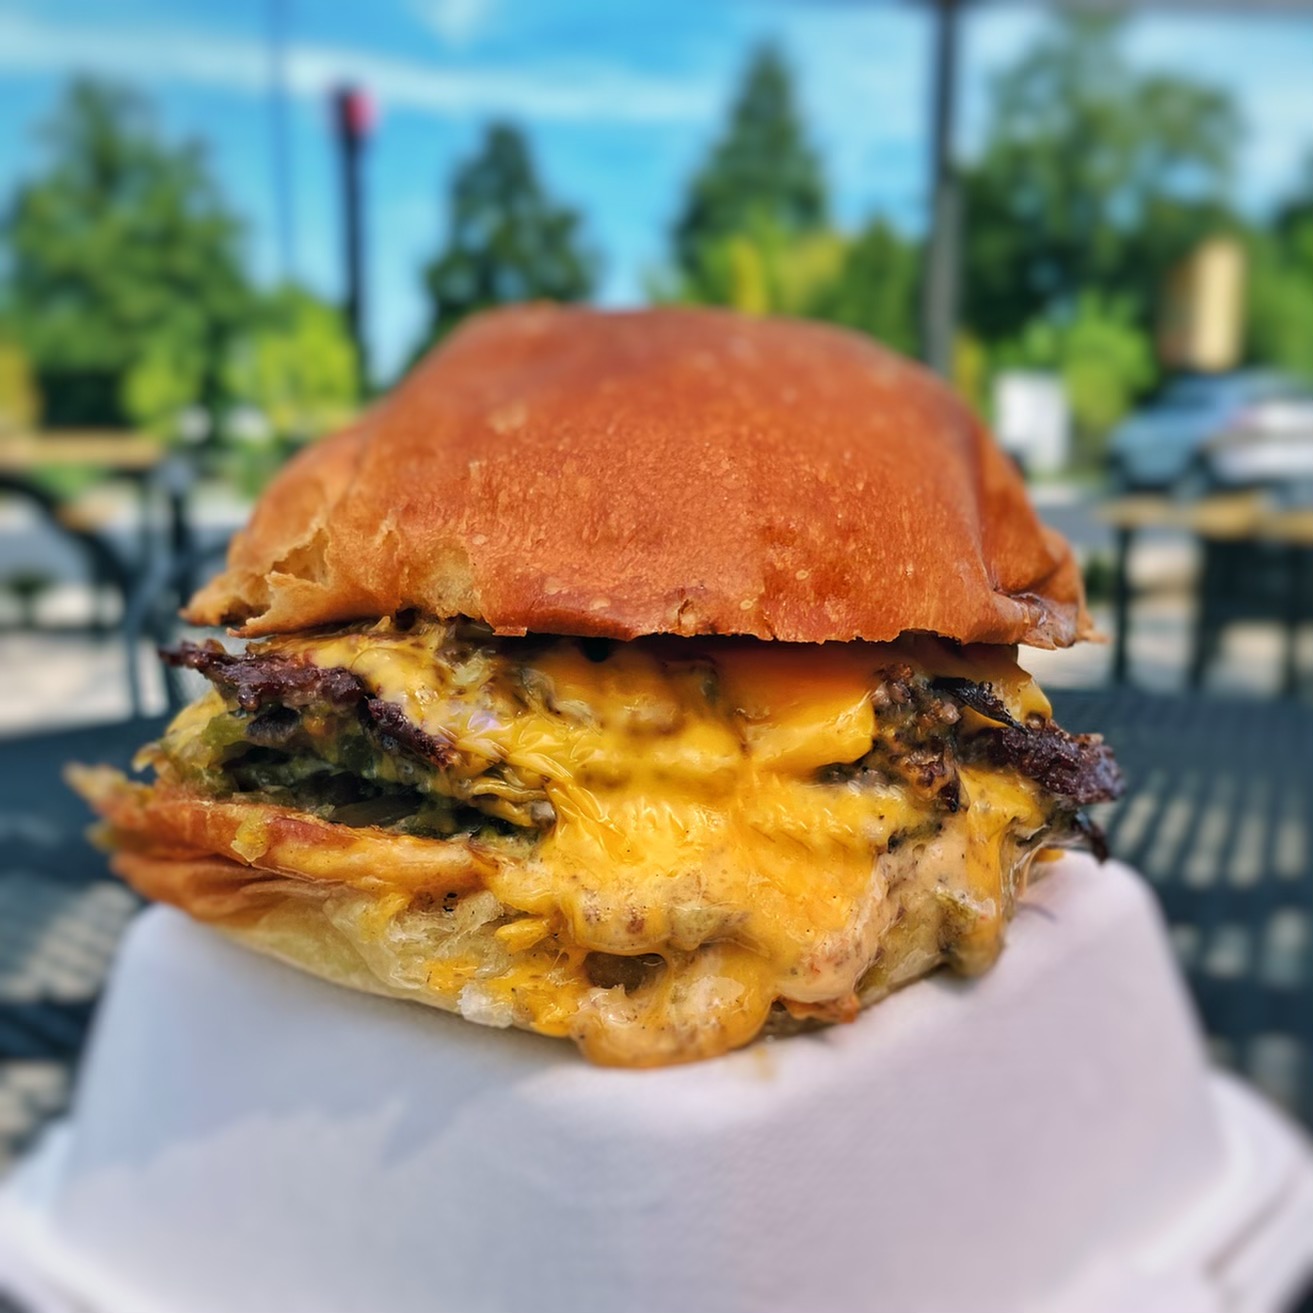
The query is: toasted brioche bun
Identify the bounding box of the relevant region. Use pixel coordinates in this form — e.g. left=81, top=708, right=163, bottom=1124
left=186, top=305, right=1091, bottom=648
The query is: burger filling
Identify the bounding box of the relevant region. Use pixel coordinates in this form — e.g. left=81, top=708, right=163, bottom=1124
left=77, top=617, right=1121, bottom=1065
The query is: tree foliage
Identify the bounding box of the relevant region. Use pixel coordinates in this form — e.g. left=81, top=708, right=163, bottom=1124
left=1245, top=153, right=1313, bottom=380
left=224, top=285, right=360, bottom=441
left=654, top=209, right=920, bottom=357
left=658, top=214, right=845, bottom=316
left=120, top=336, right=207, bottom=439
left=672, top=45, right=828, bottom=298
left=0, top=331, right=39, bottom=435
left=996, top=293, right=1156, bottom=456
left=811, top=220, right=920, bottom=357
left=1, top=79, right=249, bottom=426
left=1247, top=218, right=1313, bottom=381
left=1275, top=151, right=1313, bottom=237
left=962, top=13, right=1240, bottom=346
left=661, top=43, right=918, bottom=354
left=418, top=123, right=597, bottom=352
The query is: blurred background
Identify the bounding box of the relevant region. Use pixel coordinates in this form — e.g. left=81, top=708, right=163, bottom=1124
left=1, top=0, right=1312, bottom=713
left=2, top=0, right=1313, bottom=1168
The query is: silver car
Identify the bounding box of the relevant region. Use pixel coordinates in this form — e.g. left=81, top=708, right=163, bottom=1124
left=1108, top=371, right=1313, bottom=492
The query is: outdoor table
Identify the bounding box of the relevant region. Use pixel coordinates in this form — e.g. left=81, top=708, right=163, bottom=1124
left=1, top=689, right=1311, bottom=1174
left=0, top=433, right=166, bottom=474
left=1099, top=491, right=1312, bottom=692
left=0, top=432, right=197, bottom=635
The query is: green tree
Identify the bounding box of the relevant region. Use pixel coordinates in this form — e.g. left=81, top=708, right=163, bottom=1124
left=656, top=214, right=846, bottom=316
left=211, top=285, right=360, bottom=496
left=811, top=220, right=921, bottom=356
left=672, top=45, right=827, bottom=298
left=417, top=123, right=597, bottom=350
left=0, top=336, right=39, bottom=435
left=962, top=13, right=1240, bottom=345
left=121, top=337, right=207, bottom=439
left=1247, top=219, right=1313, bottom=380
left=1246, top=155, right=1313, bottom=379
left=660, top=45, right=917, bottom=355
left=997, top=293, right=1156, bottom=459
left=224, top=285, right=360, bottom=441
left=1275, top=151, right=1313, bottom=236
left=1, top=79, right=249, bottom=427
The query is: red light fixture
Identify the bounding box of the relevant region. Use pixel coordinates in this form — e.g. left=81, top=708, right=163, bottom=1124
left=335, top=86, right=375, bottom=143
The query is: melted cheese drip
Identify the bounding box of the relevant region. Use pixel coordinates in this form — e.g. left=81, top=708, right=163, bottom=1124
left=258, top=625, right=1056, bottom=1062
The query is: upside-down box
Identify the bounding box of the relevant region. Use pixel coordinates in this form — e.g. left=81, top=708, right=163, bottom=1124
left=2, top=856, right=1312, bottom=1313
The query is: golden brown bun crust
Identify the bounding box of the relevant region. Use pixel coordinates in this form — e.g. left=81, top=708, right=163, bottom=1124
left=186, top=305, right=1091, bottom=647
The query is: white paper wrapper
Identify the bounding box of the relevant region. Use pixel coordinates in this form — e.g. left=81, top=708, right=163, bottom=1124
left=3, top=856, right=1312, bottom=1313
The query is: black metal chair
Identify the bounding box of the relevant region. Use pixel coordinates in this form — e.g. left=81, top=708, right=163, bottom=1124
left=120, top=529, right=231, bottom=717
left=1, top=453, right=217, bottom=716
left=0, top=473, right=135, bottom=631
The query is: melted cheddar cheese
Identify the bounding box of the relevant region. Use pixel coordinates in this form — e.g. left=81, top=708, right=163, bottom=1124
left=164, top=622, right=1062, bottom=1064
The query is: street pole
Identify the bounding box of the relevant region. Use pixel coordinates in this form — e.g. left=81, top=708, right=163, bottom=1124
left=334, top=86, right=372, bottom=390
left=922, top=0, right=962, bottom=378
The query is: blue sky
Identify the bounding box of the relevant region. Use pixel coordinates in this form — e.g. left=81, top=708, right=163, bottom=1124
left=0, top=0, right=1310, bottom=379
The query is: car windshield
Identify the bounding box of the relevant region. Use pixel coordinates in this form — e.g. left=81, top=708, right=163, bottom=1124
left=1242, top=379, right=1313, bottom=404
left=1159, top=375, right=1313, bottom=410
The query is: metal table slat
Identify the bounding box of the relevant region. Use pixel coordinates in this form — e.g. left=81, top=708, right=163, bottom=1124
left=1052, top=689, right=1313, bottom=1122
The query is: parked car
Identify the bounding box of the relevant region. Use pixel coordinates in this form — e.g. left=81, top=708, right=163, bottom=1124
left=1108, top=371, right=1313, bottom=493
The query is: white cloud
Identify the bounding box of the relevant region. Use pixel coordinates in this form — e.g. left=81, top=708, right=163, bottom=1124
left=0, top=10, right=271, bottom=95
left=410, top=0, right=497, bottom=48
left=0, top=9, right=716, bottom=125
left=287, top=44, right=713, bottom=124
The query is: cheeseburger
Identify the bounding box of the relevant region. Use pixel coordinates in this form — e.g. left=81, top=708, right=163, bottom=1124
left=73, top=306, right=1121, bottom=1067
